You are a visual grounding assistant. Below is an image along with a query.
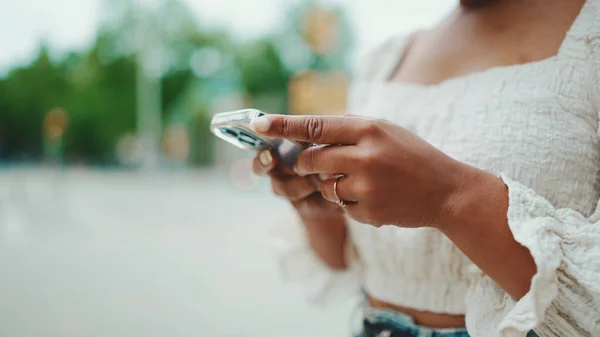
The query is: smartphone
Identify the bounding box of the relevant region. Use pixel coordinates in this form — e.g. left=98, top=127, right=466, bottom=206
left=210, top=109, right=310, bottom=167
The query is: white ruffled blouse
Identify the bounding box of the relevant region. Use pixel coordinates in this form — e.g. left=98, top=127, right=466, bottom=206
left=272, top=1, right=600, bottom=336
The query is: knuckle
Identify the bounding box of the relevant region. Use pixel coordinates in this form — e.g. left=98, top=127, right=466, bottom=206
left=304, top=116, right=324, bottom=143
left=304, top=148, right=318, bottom=172
left=354, top=178, right=376, bottom=198
left=297, top=147, right=318, bottom=174
left=280, top=116, right=292, bottom=137
left=358, top=150, right=379, bottom=167
left=360, top=119, right=383, bottom=138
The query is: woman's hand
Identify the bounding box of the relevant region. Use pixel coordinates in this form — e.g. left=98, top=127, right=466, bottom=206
left=253, top=149, right=350, bottom=270
left=252, top=149, right=342, bottom=218
left=250, top=114, right=475, bottom=228
left=252, top=114, right=539, bottom=301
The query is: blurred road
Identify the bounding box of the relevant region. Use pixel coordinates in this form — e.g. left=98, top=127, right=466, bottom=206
left=0, top=168, right=356, bottom=337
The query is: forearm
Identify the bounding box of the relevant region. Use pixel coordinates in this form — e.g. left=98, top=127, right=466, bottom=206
left=437, top=165, right=537, bottom=300
left=298, top=210, right=349, bottom=270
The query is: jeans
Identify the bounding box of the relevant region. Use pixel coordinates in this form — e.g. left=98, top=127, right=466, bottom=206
left=355, top=306, right=539, bottom=337
left=356, top=306, right=468, bottom=337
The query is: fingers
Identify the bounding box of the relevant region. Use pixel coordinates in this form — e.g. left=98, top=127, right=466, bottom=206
left=292, top=192, right=342, bottom=216
left=271, top=175, right=319, bottom=202
left=250, top=115, right=373, bottom=145
left=253, top=149, right=320, bottom=203
left=319, top=175, right=357, bottom=204
left=294, top=144, right=357, bottom=176
left=252, top=150, right=276, bottom=176
left=253, top=149, right=299, bottom=177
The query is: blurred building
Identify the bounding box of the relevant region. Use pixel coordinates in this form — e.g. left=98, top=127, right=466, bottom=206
left=288, top=3, right=353, bottom=116
left=289, top=69, right=348, bottom=115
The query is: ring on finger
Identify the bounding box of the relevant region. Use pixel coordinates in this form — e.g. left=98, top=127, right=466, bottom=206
left=334, top=175, right=354, bottom=208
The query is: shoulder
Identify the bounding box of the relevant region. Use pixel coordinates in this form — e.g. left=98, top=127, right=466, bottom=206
left=352, top=32, right=416, bottom=82
left=346, top=32, right=416, bottom=111
left=570, top=0, right=600, bottom=111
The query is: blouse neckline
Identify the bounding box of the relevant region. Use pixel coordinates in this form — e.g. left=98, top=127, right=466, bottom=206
left=379, top=0, right=593, bottom=91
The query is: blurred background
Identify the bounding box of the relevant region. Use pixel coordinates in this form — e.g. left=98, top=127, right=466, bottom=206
left=0, top=0, right=452, bottom=336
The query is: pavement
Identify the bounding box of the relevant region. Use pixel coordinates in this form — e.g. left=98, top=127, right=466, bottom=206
left=0, top=167, right=356, bottom=337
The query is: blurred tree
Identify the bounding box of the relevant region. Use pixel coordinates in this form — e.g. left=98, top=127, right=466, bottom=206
left=0, top=0, right=350, bottom=166
left=62, top=45, right=137, bottom=163
left=233, top=39, right=291, bottom=114
left=0, top=45, right=70, bottom=160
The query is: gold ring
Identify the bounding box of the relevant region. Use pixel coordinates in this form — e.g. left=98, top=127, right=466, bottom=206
left=334, top=175, right=352, bottom=208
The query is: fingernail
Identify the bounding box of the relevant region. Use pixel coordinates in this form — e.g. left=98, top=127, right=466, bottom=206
left=259, top=150, right=273, bottom=166
left=250, top=117, right=271, bottom=133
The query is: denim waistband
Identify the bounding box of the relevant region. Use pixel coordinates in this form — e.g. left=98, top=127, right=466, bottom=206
left=355, top=304, right=539, bottom=337
left=361, top=305, right=468, bottom=337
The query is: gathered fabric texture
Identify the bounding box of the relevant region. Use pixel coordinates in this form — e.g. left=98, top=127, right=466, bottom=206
left=271, top=1, right=600, bottom=336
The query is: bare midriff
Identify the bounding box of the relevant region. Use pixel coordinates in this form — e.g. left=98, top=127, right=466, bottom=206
left=367, top=295, right=466, bottom=329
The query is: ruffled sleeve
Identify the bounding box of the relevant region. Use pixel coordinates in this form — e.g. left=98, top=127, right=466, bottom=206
left=465, top=2, right=600, bottom=336
left=271, top=208, right=363, bottom=305
left=465, top=175, right=600, bottom=337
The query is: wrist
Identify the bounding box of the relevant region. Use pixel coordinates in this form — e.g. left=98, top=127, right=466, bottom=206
left=435, top=165, right=508, bottom=235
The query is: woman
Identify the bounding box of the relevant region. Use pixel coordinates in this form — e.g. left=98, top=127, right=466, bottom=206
left=252, top=0, right=600, bottom=336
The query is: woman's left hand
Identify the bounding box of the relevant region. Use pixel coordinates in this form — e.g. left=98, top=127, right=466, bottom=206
left=250, top=114, right=480, bottom=228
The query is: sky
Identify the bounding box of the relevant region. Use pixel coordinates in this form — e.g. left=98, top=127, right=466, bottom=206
left=0, top=0, right=454, bottom=74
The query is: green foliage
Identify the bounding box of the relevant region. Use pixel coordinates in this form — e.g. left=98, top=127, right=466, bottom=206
left=161, top=70, right=194, bottom=114
left=0, top=46, right=70, bottom=158
left=63, top=50, right=137, bottom=162
left=0, top=0, right=352, bottom=166
left=236, top=39, right=292, bottom=97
